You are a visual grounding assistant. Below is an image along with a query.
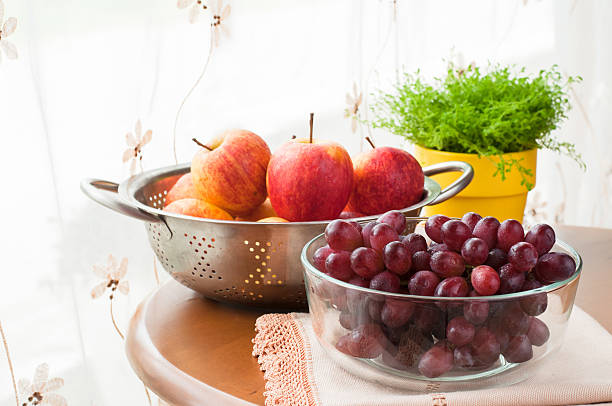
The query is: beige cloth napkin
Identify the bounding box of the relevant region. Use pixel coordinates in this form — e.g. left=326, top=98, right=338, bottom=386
left=252, top=306, right=612, bottom=406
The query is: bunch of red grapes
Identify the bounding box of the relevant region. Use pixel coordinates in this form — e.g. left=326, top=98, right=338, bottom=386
left=312, top=211, right=576, bottom=378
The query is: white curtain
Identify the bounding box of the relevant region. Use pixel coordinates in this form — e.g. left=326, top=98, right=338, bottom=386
left=0, top=0, right=610, bottom=404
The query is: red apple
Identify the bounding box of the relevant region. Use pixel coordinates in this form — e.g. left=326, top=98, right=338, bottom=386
left=164, top=198, right=233, bottom=220
left=165, top=173, right=198, bottom=207
left=235, top=197, right=278, bottom=221
left=267, top=138, right=353, bottom=222
left=257, top=216, right=289, bottom=223
left=348, top=146, right=424, bottom=215
left=191, top=129, right=271, bottom=215
left=339, top=211, right=366, bottom=219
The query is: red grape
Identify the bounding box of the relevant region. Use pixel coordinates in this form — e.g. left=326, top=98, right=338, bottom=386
left=485, top=248, right=508, bottom=270
left=461, top=237, right=489, bottom=266
left=413, top=305, right=444, bottom=334
left=519, top=278, right=547, bottom=316
left=527, top=317, right=550, bottom=346
left=350, top=247, right=384, bottom=279
left=378, top=210, right=407, bottom=234
left=335, top=334, right=355, bottom=356
left=401, top=233, right=428, bottom=255
left=501, top=303, right=529, bottom=334
left=472, top=327, right=501, bottom=364
left=369, top=271, right=401, bottom=293
left=348, top=276, right=370, bottom=288
left=487, top=301, right=506, bottom=318
left=434, top=276, right=469, bottom=298
left=348, top=221, right=363, bottom=233
left=313, top=245, right=334, bottom=271
left=454, top=345, right=480, bottom=368
left=508, top=242, right=538, bottom=272
left=381, top=299, right=415, bottom=328
left=325, top=251, right=355, bottom=282
left=464, top=290, right=489, bottom=325
left=325, top=219, right=363, bottom=251
left=441, top=219, right=472, bottom=252
left=502, top=335, right=533, bottom=363
left=339, top=311, right=356, bottom=330
left=339, top=307, right=371, bottom=330
left=428, top=242, right=450, bottom=254
left=418, top=342, right=454, bottom=378
left=368, top=299, right=384, bottom=322
left=471, top=265, right=500, bottom=296
left=382, top=325, right=403, bottom=346
left=446, top=316, right=476, bottom=347
left=411, top=251, right=432, bottom=271
left=473, top=216, right=501, bottom=250
left=534, top=252, right=576, bottom=284
left=525, top=224, right=555, bottom=255
left=430, top=250, right=465, bottom=278
left=461, top=212, right=482, bottom=232
left=361, top=221, right=377, bottom=248
left=383, top=241, right=412, bottom=275
left=496, top=219, right=524, bottom=252
left=488, top=317, right=510, bottom=353
left=369, top=223, right=399, bottom=252
left=342, top=324, right=387, bottom=359
left=498, top=263, right=526, bottom=294
left=408, top=270, right=440, bottom=296
left=425, top=214, right=450, bottom=243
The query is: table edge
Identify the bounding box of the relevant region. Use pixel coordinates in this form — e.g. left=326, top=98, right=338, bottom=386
left=125, top=291, right=260, bottom=406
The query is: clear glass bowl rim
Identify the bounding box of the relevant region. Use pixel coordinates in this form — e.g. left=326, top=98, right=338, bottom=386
left=300, top=219, right=583, bottom=302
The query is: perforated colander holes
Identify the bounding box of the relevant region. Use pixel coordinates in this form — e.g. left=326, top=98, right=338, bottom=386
left=148, top=224, right=172, bottom=269
left=186, top=234, right=215, bottom=248
left=147, top=190, right=167, bottom=208
left=184, top=234, right=219, bottom=278
left=243, top=240, right=284, bottom=286
left=215, top=286, right=240, bottom=299
left=214, top=286, right=263, bottom=301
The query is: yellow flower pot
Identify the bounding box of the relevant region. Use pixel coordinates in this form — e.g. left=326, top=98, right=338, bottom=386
left=413, top=146, right=537, bottom=222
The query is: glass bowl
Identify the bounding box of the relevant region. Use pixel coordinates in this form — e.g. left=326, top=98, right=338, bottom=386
left=300, top=218, right=582, bottom=390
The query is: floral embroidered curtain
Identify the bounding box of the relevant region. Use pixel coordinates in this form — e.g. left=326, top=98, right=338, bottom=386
left=0, top=0, right=610, bottom=404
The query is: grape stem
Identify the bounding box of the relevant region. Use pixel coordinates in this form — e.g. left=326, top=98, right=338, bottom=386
left=309, top=113, right=314, bottom=143
left=366, top=136, right=376, bottom=149
left=192, top=138, right=213, bottom=151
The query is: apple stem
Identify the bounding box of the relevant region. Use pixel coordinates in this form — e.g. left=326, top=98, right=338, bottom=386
left=365, top=136, right=376, bottom=149
left=309, top=113, right=314, bottom=144
left=192, top=138, right=212, bottom=151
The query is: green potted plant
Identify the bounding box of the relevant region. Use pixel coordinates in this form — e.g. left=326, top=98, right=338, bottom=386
left=371, top=64, right=584, bottom=221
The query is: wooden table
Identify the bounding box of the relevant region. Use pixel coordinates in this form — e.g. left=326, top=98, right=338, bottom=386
left=125, top=225, right=612, bottom=406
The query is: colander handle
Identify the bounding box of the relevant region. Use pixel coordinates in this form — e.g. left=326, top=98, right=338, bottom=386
left=423, top=161, right=474, bottom=205
left=80, top=178, right=162, bottom=223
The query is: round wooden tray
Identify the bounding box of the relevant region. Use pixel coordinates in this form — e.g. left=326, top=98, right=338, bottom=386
left=126, top=225, right=612, bottom=406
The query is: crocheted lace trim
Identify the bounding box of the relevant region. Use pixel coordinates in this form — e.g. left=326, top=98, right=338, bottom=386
left=252, top=313, right=318, bottom=406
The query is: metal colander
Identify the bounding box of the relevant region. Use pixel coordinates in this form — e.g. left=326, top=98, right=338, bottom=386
left=81, top=161, right=472, bottom=309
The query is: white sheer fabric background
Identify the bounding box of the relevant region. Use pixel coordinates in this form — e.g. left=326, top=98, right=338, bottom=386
left=0, top=0, right=610, bottom=404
